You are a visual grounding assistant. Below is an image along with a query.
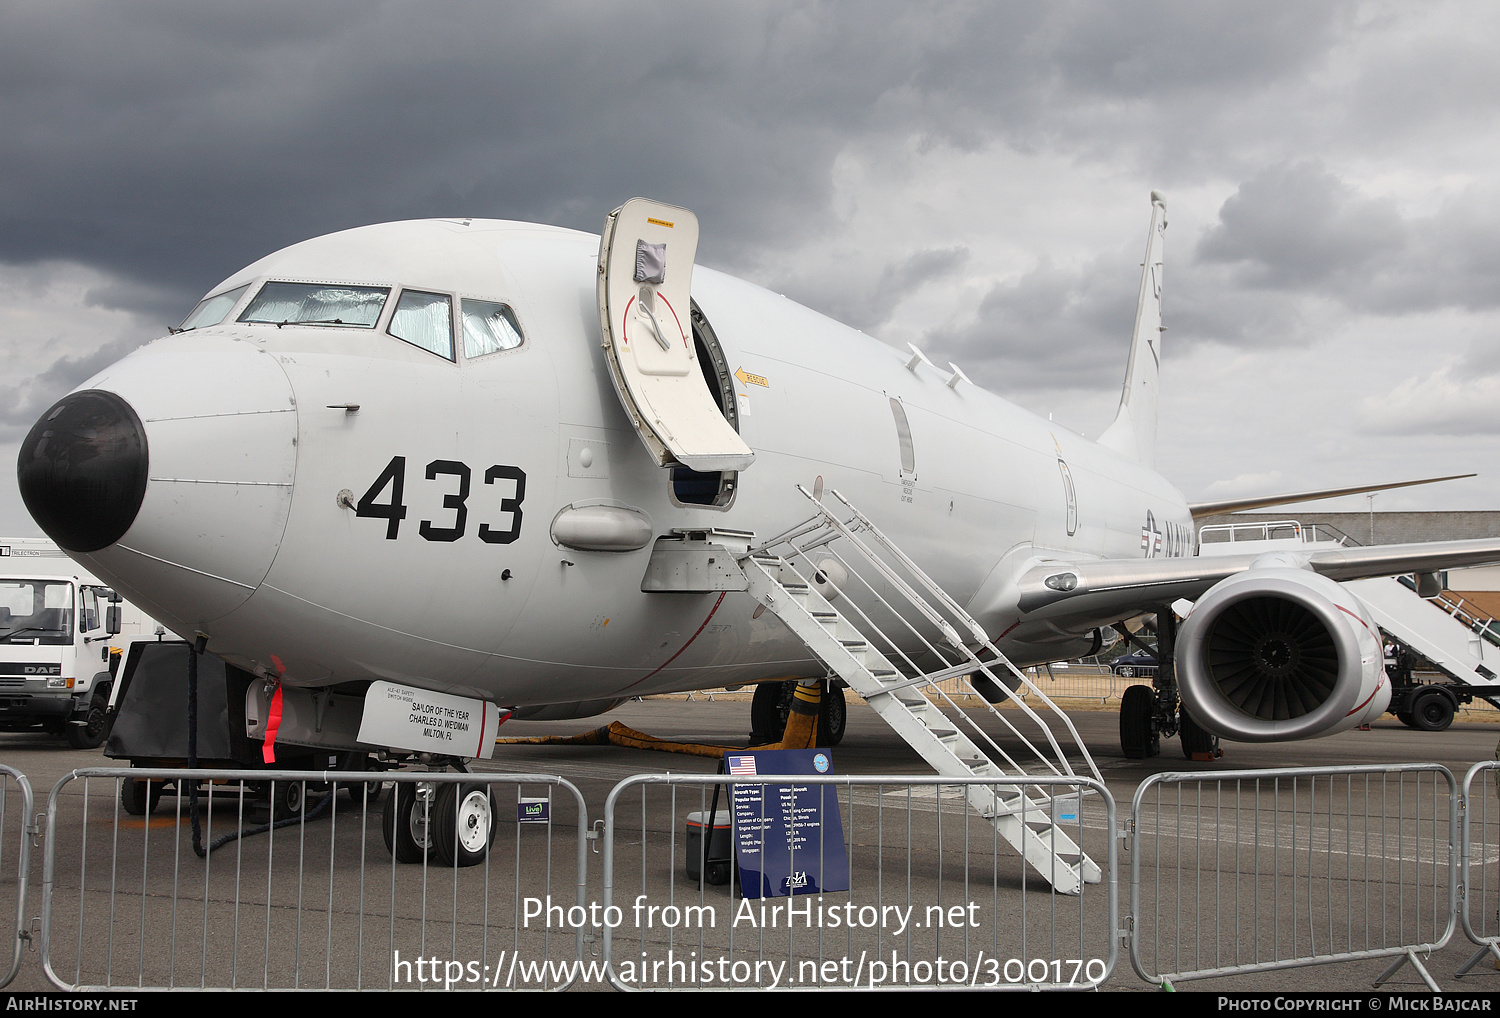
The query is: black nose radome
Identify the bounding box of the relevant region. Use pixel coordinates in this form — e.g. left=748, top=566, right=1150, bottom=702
left=18, top=390, right=149, bottom=553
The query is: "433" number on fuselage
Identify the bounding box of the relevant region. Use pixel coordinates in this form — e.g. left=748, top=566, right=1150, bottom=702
left=355, top=456, right=525, bottom=544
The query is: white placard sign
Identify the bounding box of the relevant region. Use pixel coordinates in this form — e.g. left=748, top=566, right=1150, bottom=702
left=357, top=680, right=500, bottom=759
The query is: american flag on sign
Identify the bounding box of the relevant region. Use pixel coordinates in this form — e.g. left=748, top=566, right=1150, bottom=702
left=727, top=756, right=757, bottom=775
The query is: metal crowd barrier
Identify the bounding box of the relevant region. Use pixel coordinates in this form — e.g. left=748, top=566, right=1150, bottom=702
left=1024, top=663, right=1120, bottom=705
left=1457, top=760, right=1500, bottom=978
left=1128, top=764, right=1457, bottom=991
left=39, top=768, right=588, bottom=991
left=16, top=758, right=1496, bottom=991
left=601, top=773, right=1117, bottom=991
left=0, top=764, right=35, bottom=989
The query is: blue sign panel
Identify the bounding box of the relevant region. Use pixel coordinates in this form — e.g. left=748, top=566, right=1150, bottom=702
left=724, top=748, right=849, bottom=899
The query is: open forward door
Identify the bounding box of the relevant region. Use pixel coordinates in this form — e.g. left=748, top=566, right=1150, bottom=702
left=597, top=198, right=755, bottom=473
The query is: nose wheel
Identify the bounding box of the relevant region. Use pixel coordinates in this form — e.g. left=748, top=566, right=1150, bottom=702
left=382, top=783, right=435, bottom=863
left=383, top=779, right=497, bottom=866
left=433, top=783, right=498, bottom=867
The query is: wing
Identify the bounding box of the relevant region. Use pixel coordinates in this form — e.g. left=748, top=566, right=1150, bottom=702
left=1187, top=474, right=1473, bottom=518
left=1008, top=537, right=1500, bottom=744
left=1012, top=537, right=1500, bottom=627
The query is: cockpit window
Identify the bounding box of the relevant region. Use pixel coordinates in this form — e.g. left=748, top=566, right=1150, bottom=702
left=461, top=299, right=524, bottom=358
left=179, top=284, right=250, bottom=331
left=388, top=290, right=454, bottom=360
left=239, top=282, right=390, bottom=328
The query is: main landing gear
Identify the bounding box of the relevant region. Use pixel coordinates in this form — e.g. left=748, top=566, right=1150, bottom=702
left=1117, top=610, right=1220, bottom=761
left=749, top=679, right=847, bottom=747
left=1119, top=684, right=1220, bottom=761
left=1119, top=684, right=1159, bottom=759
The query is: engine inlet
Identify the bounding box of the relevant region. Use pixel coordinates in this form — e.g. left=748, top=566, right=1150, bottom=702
left=1205, top=596, right=1338, bottom=721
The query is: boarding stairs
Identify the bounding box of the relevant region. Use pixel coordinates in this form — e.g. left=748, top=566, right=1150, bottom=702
left=1423, top=587, right=1500, bottom=648
left=1343, top=577, right=1500, bottom=700
left=738, top=486, right=1104, bottom=895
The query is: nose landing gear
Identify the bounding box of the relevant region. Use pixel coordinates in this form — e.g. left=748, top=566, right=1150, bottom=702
left=382, top=772, right=500, bottom=867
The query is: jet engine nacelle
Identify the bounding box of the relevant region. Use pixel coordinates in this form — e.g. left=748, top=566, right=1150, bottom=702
left=1177, top=565, right=1389, bottom=742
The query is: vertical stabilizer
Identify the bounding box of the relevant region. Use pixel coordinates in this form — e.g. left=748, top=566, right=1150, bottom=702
left=1097, top=192, right=1167, bottom=469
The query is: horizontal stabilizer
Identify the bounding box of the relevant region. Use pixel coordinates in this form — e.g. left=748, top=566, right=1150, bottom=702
left=1188, top=473, right=1475, bottom=518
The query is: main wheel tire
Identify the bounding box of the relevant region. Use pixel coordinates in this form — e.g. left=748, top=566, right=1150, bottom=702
left=382, top=783, right=434, bottom=863
left=751, top=681, right=846, bottom=747
left=819, top=686, right=847, bottom=747
left=1120, top=684, right=1159, bottom=759
left=272, top=779, right=305, bottom=820
left=1179, top=708, right=1219, bottom=759
left=65, top=692, right=111, bottom=750
left=431, top=783, right=497, bottom=868
left=750, top=681, right=789, bottom=744
left=969, top=671, right=1010, bottom=704
left=1410, top=688, right=1455, bottom=732
left=339, top=752, right=387, bottom=807
left=120, top=777, right=164, bottom=817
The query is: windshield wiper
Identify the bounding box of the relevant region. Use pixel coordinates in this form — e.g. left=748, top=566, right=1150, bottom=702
left=0, top=627, right=56, bottom=642
left=276, top=318, right=352, bottom=329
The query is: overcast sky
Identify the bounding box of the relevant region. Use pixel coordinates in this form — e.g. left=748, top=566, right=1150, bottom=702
left=3, top=1, right=1498, bottom=533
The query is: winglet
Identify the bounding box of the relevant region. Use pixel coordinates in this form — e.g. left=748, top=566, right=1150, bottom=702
left=1097, top=193, right=1168, bottom=469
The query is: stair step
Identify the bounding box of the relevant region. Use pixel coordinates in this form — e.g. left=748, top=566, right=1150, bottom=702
left=737, top=519, right=1098, bottom=896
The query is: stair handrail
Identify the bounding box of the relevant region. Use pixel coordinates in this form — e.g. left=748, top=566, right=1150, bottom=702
left=750, top=485, right=1102, bottom=783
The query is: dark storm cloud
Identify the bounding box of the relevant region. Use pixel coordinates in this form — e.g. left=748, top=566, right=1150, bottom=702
left=1198, top=161, right=1500, bottom=316
left=924, top=250, right=1139, bottom=392
left=0, top=1, right=1367, bottom=313
left=1197, top=161, right=1405, bottom=289
left=772, top=245, right=970, bottom=335
left=0, top=335, right=141, bottom=433
left=1040, top=3, right=1353, bottom=99
left=934, top=150, right=1500, bottom=396
left=4, top=2, right=1020, bottom=298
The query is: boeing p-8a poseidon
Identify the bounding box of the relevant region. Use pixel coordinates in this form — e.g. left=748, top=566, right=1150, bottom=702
left=19, top=195, right=1500, bottom=876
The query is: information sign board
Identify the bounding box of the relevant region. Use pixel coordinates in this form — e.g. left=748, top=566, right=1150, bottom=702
left=723, top=748, right=849, bottom=899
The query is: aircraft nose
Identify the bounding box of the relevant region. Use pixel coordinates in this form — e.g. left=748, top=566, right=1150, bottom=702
left=18, top=390, right=149, bottom=553
left=16, top=336, right=299, bottom=627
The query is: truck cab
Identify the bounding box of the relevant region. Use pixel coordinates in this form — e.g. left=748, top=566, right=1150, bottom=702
left=0, top=538, right=155, bottom=748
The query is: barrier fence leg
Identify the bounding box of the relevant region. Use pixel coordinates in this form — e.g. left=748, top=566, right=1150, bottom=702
left=1455, top=942, right=1500, bottom=979
left=1373, top=949, right=1440, bottom=992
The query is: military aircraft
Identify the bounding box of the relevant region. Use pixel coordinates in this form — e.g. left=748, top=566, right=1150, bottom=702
left=17, top=195, right=1500, bottom=860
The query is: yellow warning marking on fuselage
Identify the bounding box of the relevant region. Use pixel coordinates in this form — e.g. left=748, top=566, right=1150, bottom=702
left=734, top=367, right=769, bottom=388
left=647, top=217, right=675, bottom=228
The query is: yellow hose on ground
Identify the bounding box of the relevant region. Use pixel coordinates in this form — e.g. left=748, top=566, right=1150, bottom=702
left=496, top=682, right=825, bottom=757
